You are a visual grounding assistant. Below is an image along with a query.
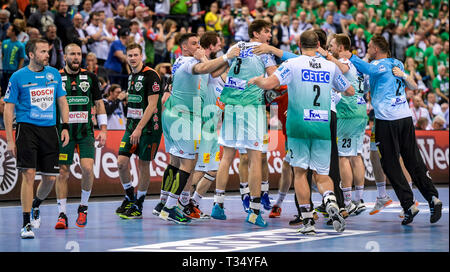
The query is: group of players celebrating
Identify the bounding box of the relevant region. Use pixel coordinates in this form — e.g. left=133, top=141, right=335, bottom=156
left=5, top=19, right=442, bottom=239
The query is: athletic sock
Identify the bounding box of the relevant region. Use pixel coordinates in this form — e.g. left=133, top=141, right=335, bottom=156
left=32, top=197, right=43, bottom=209
left=249, top=196, right=261, bottom=215
left=165, top=193, right=179, bottom=209
left=342, top=187, right=352, bottom=207
left=214, top=189, right=225, bottom=208
left=80, top=190, right=91, bottom=207
left=240, top=182, right=250, bottom=200
left=136, top=190, right=147, bottom=208
left=23, top=212, right=31, bottom=227
left=57, top=198, right=67, bottom=214
left=122, top=182, right=135, bottom=201
left=376, top=181, right=387, bottom=198
left=192, top=191, right=203, bottom=206
left=275, top=191, right=287, bottom=207
left=160, top=190, right=169, bottom=204
left=179, top=191, right=190, bottom=206
left=354, top=185, right=364, bottom=202
left=261, top=180, right=269, bottom=196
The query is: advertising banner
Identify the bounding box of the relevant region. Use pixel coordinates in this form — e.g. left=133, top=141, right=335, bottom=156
left=0, top=129, right=448, bottom=201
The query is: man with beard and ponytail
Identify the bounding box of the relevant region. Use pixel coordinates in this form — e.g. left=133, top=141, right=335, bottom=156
left=30, top=43, right=107, bottom=229
left=3, top=38, right=69, bottom=239
left=115, top=43, right=163, bottom=220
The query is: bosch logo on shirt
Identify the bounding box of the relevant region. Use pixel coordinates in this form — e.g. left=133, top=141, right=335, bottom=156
left=301, top=70, right=330, bottom=83
left=30, top=87, right=54, bottom=110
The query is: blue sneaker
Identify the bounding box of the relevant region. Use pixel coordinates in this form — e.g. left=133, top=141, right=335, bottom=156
left=261, top=192, right=272, bottom=210
left=246, top=211, right=268, bottom=227
left=242, top=194, right=250, bottom=212
left=211, top=203, right=227, bottom=220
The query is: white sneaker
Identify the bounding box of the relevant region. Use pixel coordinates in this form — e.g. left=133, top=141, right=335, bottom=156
left=369, top=195, right=393, bottom=215
left=298, top=218, right=316, bottom=235
left=353, top=200, right=366, bottom=215
left=31, top=208, right=40, bottom=229
left=345, top=201, right=357, bottom=215
left=21, top=223, right=35, bottom=239
left=326, top=201, right=346, bottom=233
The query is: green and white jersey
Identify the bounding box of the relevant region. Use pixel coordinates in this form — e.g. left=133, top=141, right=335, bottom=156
left=274, top=55, right=351, bottom=140
left=200, top=74, right=222, bottom=137
left=167, top=55, right=201, bottom=114
left=220, top=41, right=276, bottom=106
left=336, top=58, right=368, bottom=120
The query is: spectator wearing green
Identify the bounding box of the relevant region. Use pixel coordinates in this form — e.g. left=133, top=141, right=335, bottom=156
left=267, top=0, right=289, bottom=13
left=377, top=8, right=395, bottom=27
left=170, top=0, right=189, bottom=16
left=422, top=0, right=439, bottom=18
left=428, top=43, right=447, bottom=80
left=406, top=36, right=426, bottom=74
left=439, top=41, right=449, bottom=68
left=432, top=65, right=449, bottom=103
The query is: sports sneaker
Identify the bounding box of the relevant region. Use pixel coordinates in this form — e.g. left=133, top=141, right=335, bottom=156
left=269, top=205, right=282, bottom=218
left=399, top=200, right=419, bottom=218
left=315, top=203, right=329, bottom=218
left=429, top=196, right=442, bottom=224
left=211, top=203, right=227, bottom=220
left=182, top=200, right=200, bottom=220
left=116, top=197, right=134, bottom=216
left=298, top=217, right=316, bottom=235
left=352, top=199, right=366, bottom=215
left=21, top=223, right=34, bottom=239
left=326, top=200, right=346, bottom=233
left=152, top=202, right=165, bottom=216
left=345, top=201, right=358, bottom=215
left=241, top=194, right=250, bottom=212
left=289, top=215, right=303, bottom=226
left=340, top=208, right=349, bottom=219
left=261, top=192, right=272, bottom=210
left=55, top=213, right=68, bottom=229
left=246, top=211, right=268, bottom=227
left=159, top=206, right=191, bottom=224
left=120, top=204, right=143, bottom=219
left=31, top=207, right=40, bottom=229
left=370, top=195, right=393, bottom=215
left=75, top=205, right=88, bottom=227
left=401, top=203, right=419, bottom=225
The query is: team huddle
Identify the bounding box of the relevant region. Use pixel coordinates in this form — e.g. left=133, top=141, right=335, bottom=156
left=3, top=19, right=443, bottom=239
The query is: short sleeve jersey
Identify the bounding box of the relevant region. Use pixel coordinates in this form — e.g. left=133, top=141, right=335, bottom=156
left=220, top=41, right=276, bottom=106
left=4, top=66, right=66, bottom=126
left=349, top=55, right=411, bottom=121
left=57, top=69, right=101, bottom=139
left=336, top=58, right=368, bottom=120
left=126, top=66, right=162, bottom=134
left=274, top=55, right=351, bottom=140
left=168, top=56, right=201, bottom=114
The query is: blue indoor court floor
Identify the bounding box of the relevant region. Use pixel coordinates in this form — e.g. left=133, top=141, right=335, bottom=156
left=0, top=186, right=448, bottom=252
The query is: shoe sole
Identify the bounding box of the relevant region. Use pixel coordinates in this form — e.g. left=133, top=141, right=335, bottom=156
left=353, top=206, right=366, bottom=215
left=119, top=214, right=143, bottom=219
left=298, top=228, right=316, bottom=235
left=166, top=217, right=190, bottom=224
left=369, top=199, right=393, bottom=215
left=55, top=222, right=68, bottom=229
left=21, top=234, right=35, bottom=239
left=269, top=213, right=281, bottom=218
left=327, top=204, right=346, bottom=232
left=430, top=202, right=442, bottom=224
left=152, top=210, right=161, bottom=216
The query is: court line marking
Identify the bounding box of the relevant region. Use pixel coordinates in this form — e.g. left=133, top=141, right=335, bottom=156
left=109, top=228, right=377, bottom=252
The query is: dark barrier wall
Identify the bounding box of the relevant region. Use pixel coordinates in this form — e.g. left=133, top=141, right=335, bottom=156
left=0, top=130, right=448, bottom=201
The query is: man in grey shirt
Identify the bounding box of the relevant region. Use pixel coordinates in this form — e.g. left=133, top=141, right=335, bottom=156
left=392, top=26, right=410, bottom=62
left=27, top=0, right=55, bottom=34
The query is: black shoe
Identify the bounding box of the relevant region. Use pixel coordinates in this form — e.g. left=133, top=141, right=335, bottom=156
left=116, top=197, right=134, bottom=216
left=152, top=201, right=165, bottom=216
left=430, top=196, right=443, bottom=224
left=401, top=204, right=419, bottom=225
left=289, top=215, right=303, bottom=226
left=120, top=204, right=143, bottom=219
left=315, top=203, right=329, bottom=218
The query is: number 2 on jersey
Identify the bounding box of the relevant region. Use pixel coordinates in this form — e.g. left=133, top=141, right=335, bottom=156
left=313, top=85, right=320, bottom=106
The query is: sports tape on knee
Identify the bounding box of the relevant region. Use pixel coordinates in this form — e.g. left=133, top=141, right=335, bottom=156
left=204, top=173, right=215, bottom=182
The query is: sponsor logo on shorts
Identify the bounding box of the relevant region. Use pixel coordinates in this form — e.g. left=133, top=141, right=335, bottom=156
left=301, top=69, right=330, bottom=83
left=215, top=152, right=220, bottom=161
left=59, top=154, right=68, bottom=161
left=120, top=142, right=126, bottom=148
left=203, top=153, right=210, bottom=163
left=303, top=109, right=329, bottom=122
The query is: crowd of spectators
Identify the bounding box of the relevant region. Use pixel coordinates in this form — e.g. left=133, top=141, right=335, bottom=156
left=0, top=0, right=448, bottom=130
